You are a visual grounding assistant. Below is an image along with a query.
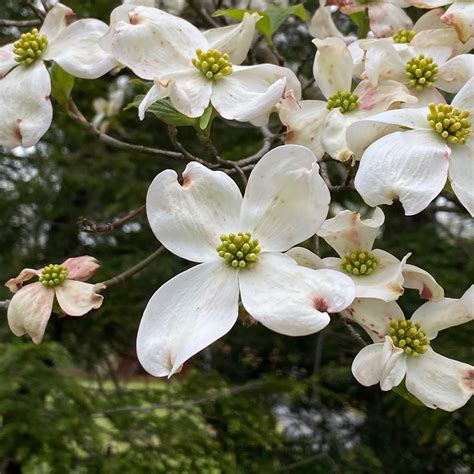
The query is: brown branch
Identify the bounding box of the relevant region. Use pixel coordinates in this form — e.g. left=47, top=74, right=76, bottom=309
left=99, top=247, right=165, bottom=289
left=79, top=205, right=146, bottom=234
left=0, top=19, right=41, bottom=27
left=188, top=0, right=221, bottom=28
left=341, top=318, right=367, bottom=348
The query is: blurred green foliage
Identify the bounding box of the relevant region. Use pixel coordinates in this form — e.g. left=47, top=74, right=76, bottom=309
left=0, top=1, right=473, bottom=473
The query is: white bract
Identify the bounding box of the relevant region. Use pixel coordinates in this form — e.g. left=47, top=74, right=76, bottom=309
left=138, top=145, right=356, bottom=377
left=287, top=208, right=444, bottom=302
left=348, top=286, right=474, bottom=411
left=348, top=77, right=474, bottom=216
left=103, top=6, right=300, bottom=124
left=278, top=37, right=416, bottom=162
left=0, top=3, right=117, bottom=148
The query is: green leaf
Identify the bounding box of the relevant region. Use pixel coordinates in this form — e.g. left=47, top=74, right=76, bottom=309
left=213, top=5, right=308, bottom=44
left=392, top=381, right=424, bottom=407
left=350, top=11, right=370, bottom=39
left=125, top=95, right=198, bottom=127
left=198, top=103, right=214, bottom=130
left=50, top=63, right=75, bottom=110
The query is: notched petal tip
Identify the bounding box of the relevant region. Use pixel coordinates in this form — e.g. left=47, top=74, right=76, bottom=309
left=5, top=268, right=41, bottom=293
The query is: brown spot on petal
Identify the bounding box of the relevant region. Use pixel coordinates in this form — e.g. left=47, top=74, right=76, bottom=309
left=313, top=296, right=329, bottom=312
left=128, top=12, right=142, bottom=25
left=462, top=368, right=474, bottom=393
left=389, top=282, right=404, bottom=296
left=420, top=285, right=433, bottom=300
left=182, top=173, right=191, bottom=188
left=14, top=118, right=22, bottom=143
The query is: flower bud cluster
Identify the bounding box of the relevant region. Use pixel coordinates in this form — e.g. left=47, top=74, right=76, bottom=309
left=192, top=49, right=233, bottom=81
left=13, top=28, right=48, bottom=65
left=216, top=232, right=260, bottom=269
left=39, top=264, right=68, bottom=288
left=427, top=103, right=471, bottom=145
left=326, top=91, right=359, bottom=114
left=405, top=54, right=438, bottom=90
left=389, top=319, right=430, bottom=356
left=341, top=250, right=378, bottom=276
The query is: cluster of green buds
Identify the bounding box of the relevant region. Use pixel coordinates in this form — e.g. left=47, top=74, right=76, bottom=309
left=405, top=54, right=438, bottom=90
left=192, top=49, right=233, bottom=81
left=216, top=232, right=260, bottom=269
left=389, top=319, right=430, bottom=357
left=326, top=91, right=359, bottom=114
left=393, top=28, right=415, bottom=44
left=427, top=103, right=471, bottom=145
left=13, top=28, right=48, bottom=65
left=341, top=250, right=379, bottom=276
left=39, top=264, right=68, bottom=288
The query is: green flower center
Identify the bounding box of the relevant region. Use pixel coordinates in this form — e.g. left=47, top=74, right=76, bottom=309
left=327, top=91, right=359, bottom=114
left=341, top=250, right=379, bottom=276
left=39, top=264, right=68, bottom=288
left=393, top=28, right=415, bottom=44
left=13, top=28, right=48, bottom=65
left=405, top=54, right=438, bottom=91
left=389, top=319, right=430, bottom=357
left=192, top=49, right=233, bottom=81
left=427, top=103, right=471, bottom=145
left=216, top=232, right=261, bottom=269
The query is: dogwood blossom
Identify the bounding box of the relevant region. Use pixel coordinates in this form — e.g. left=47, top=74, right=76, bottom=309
left=5, top=256, right=104, bottom=344
left=287, top=208, right=444, bottom=302
left=278, top=37, right=415, bottom=162
left=348, top=286, right=474, bottom=411
left=138, top=145, right=356, bottom=377
left=347, top=77, right=474, bottom=216
left=103, top=5, right=300, bottom=124
left=0, top=3, right=117, bottom=148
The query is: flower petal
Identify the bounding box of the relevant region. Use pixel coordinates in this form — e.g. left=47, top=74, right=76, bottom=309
left=449, top=142, right=474, bottom=217
left=452, top=77, right=474, bottom=115
left=413, top=8, right=447, bottom=32
left=411, top=28, right=458, bottom=65
left=99, top=3, right=137, bottom=54
left=137, top=261, right=239, bottom=377
left=239, top=252, right=355, bottom=336
left=313, top=37, right=353, bottom=98
left=0, top=43, right=17, bottom=78
left=146, top=162, right=242, bottom=263
left=0, top=62, right=52, bottom=148
left=402, top=263, right=444, bottom=301
left=368, top=3, right=412, bottom=38
left=168, top=70, right=212, bottom=118
left=211, top=64, right=300, bottom=124
left=55, top=280, right=104, bottom=316
left=406, top=347, right=473, bottom=411
left=204, top=12, right=257, bottom=65
left=363, top=39, right=406, bottom=87
left=441, top=2, right=474, bottom=43
left=351, top=107, right=432, bottom=130
left=309, top=4, right=345, bottom=40
left=39, top=3, right=74, bottom=43
left=5, top=268, right=41, bottom=293
left=354, top=129, right=450, bottom=215
left=379, top=337, right=407, bottom=391
left=138, top=81, right=170, bottom=120
left=286, top=247, right=327, bottom=270
left=436, top=54, right=474, bottom=93
left=352, top=343, right=385, bottom=386
left=411, top=285, right=474, bottom=340
left=44, top=19, right=117, bottom=79
left=62, top=256, right=101, bottom=282
left=277, top=95, right=328, bottom=160
left=7, top=282, right=54, bottom=344
left=342, top=298, right=405, bottom=342
left=110, top=6, right=206, bottom=80
left=240, top=145, right=330, bottom=252
left=317, top=207, right=385, bottom=257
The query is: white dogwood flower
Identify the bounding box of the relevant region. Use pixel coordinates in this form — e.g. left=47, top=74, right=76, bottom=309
left=278, top=37, right=415, bottom=162
left=347, top=77, right=474, bottom=216
left=348, top=286, right=474, bottom=411
left=0, top=3, right=117, bottom=148
left=103, top=6, right=300, bottom=124
left=287, top=207, right=444, bottom=302
left=138, top=145, right=356, bottom=377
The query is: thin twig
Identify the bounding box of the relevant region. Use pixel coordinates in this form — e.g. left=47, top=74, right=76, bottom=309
left=188, top=0, right=221, bottom=28
left=340, top=318, right=366, bottom=348
left=0, top=18, right=41, bottom=27
left=24, top=0, right=45, bottom=20
left=79, top=205, right=146, bottom=233
left=0, top=300, right=10, bottom=312
left=99, top=247, right=165, bottom=289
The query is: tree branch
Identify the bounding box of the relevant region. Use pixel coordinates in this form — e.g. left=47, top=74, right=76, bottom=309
left=79, top=205, right=146, bottom=233
left=0, top=18, right=41, bottom=27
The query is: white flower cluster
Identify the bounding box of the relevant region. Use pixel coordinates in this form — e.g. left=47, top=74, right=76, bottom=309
left=1, top=0, right=472, bottom=411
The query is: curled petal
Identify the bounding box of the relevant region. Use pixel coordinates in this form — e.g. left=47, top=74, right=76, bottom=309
left=402, top=263, right=444, bottom=301
left=406, top=348, right=473, bottom=411
left=239, top=252, right=355, bottom=336
left=313, top=37, right=353, bottom=98
left=342, top=298, right=405, bottom=343
left=7, top=282, right=55, bottom=344
left=204, top=12, right=258, bottom=65
left=5, top=268, right=41, bottom=293
left=451, top=77, right=474, bottom=116
left=55, top=280, right=104, bottom=316
left=441, top=2, right=474, bottom=43
left=411, top=285, right=474, bottom=340
left=99, top=3, right=137, bottom=54
left=286, top=247, right=327, bottom=270
left=309, top=4, right=345, bottom=40
left=44, top=19, right=118, bottom=79
left=368, top=3, right=412, bottom=38
left=363, top=39, right=406, bottom=87
left=352, top=342, right=385, bottom=386
left=413, top=8, right=447, bottom=32
left=169, top=70, right=212, bottom=118
left=62, top=256, right=101, bottom=282
left=40, top=3, right=74, bottom=43
left=354, top=129, right=450, bottom=216
left=277, top=95, right=328, bottom=160
left=146, top=162, right=242, bottom=263
left=138, top=81, right=170, bottom=120
left=137, top=261, right=239, bottom=377
left=449, top=142, right=474, bottom=217
left=0, top=62, right=52, bottom=148
left=379, top=337, right=407, bottom=391
left=240, top=145, right=330, bottom=252
left=317, top=207, right=385, bottom=257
